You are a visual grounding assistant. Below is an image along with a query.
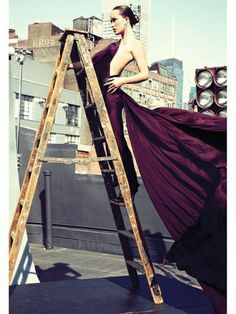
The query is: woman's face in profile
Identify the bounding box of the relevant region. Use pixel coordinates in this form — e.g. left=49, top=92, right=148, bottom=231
left=110, top=9, right=126, bottom=35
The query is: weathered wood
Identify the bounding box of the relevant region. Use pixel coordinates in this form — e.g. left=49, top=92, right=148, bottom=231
left=9, top=30, right=163, bottom=304
left=59, top=29, right=90, bottom=43
left=73, top=33, right=163, bottom=304
left=9, top=35, right=74, bottom=283
left=40, top=156, right=117, bottom=164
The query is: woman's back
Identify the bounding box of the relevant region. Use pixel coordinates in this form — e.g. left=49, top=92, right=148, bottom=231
left=109, top=39, right=136, bottom=76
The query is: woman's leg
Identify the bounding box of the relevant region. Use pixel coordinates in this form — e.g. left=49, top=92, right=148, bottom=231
left=105, top=92, right=139, bottom=195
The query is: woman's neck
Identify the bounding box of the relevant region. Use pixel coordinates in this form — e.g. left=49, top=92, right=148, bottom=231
left=121, top=24, right=135, bottom=44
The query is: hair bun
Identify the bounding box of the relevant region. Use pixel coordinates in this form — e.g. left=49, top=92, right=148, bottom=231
left=112, top=5, right=140, bottom=27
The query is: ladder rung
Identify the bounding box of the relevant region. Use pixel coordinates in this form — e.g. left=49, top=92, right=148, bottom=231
left=75, top=68, right=85, bottom=77
left=110, top=199, right=125, bottom=206
left=117, top=230, right=134, bottom=239
left=85, top=102, right=96, bottom=110
left=101, top=169, right=115, bottom=174
left=98, top=156, right=117, bottom=162
left=40, top=156, right=117, bottom=164
left=92, top=136, right=105, bottom=142
left=126, top=260, right=144, bottom=274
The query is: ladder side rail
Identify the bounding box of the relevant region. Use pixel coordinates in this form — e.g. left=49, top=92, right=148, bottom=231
left=73, top=34, right=128, bottom=194
left=130, top=203, right=163, bottom=295
left=9, top=35, right=74, bottom=282
left=9, top=53, right=62, bottom=236
left=73, top=34, right=163, bottom=303
left=73, top=69, right=111, bottom=172
left=9, top=55, right=61, bottom=258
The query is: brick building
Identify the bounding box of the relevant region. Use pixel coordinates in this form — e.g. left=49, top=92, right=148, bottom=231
left=9, top=29, right=19, bottom=46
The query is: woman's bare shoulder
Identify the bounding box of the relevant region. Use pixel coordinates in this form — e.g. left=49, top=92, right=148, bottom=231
left=129, top=38, right=142, bottom=46
left=128, top=38, right=143, bottom=51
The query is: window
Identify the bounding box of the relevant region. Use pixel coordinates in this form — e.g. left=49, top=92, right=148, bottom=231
left=166, top=84, right=170, bottom=95
left=65, top=104, right=79, bottom=127
left=153, top=80, right=158, bottom=91
left=159, top=82, right=164, bottom=93
left=48, top=133, right=57, bottom=144
left=15, top=93, right=33, bottom=120
left=65, top=135, right=79, bottom=144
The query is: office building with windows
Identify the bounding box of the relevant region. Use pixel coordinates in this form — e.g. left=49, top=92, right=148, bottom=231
left=153, top=58, right=183, bottom=109
left=10, top=57, right=84, bottom=145
left=189, top=86, right=196, bottom=102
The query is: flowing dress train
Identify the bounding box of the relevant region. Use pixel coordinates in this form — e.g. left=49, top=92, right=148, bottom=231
left=90, top=40, right=226, bottom=314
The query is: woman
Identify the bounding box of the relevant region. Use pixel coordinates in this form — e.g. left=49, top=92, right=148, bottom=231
left=89, top=5, right=226, bottom=314
left=101, top=5, right=148, bottom=200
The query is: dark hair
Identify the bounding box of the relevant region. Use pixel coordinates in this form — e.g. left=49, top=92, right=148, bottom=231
left=113, top=5, right=139, bottom=27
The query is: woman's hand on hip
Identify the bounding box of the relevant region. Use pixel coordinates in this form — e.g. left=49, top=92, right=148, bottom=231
left=104, top=77, right=126, bottom=94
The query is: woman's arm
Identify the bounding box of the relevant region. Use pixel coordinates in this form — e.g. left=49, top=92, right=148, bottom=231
left=105, top=40, right=149, bottom=93
left=123, top=40, right=149, bottom=84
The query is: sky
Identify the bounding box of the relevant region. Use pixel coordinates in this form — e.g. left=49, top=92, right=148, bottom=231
left=9, top=0, right=227, bottom=103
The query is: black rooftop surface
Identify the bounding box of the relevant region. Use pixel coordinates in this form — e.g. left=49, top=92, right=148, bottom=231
left=9, top=244, right=214, bottom=314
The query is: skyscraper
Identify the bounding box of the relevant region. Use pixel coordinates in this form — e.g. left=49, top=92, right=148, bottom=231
left=156, top=58, right=183, bottom=109
left=101, top=0, right=150, bottom=53
left=189, top=86, right=196, bottom=102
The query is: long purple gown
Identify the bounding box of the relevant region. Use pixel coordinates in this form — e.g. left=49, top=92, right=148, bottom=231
left=91, top=40, right=226, bottom=314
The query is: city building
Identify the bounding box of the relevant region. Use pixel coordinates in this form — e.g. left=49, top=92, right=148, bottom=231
left=9, top=22, right=63, bottom=63
left=9, top=29, right=19, bottom=46
left=123, top=65, right=176, bottom=109
left=189, top=86, right=196, bottom=102
left=9, top=22, right=102, bottom=63
left=73, top=16, right=103, bottom=38
left=152, top=58, right=183, bottom=109
left=147, top=62, right=177, bottom=109
left=101, top=0, right=150, bottom=53
left=10, top=57, right=84, bottom=145
left=185, top=86, right=196, bottom=110
left=8, top=22, right=102, bottom=93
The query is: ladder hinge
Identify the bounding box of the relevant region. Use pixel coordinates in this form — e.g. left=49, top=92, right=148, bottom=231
left=151, top=276, right=162, bottom=296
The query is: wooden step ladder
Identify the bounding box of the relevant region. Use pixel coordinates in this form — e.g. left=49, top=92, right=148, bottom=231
left=9, top=29, right=163, bottom=304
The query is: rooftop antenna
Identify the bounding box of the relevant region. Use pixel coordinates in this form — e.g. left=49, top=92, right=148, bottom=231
left=170, top=11, right=175, bottom=57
